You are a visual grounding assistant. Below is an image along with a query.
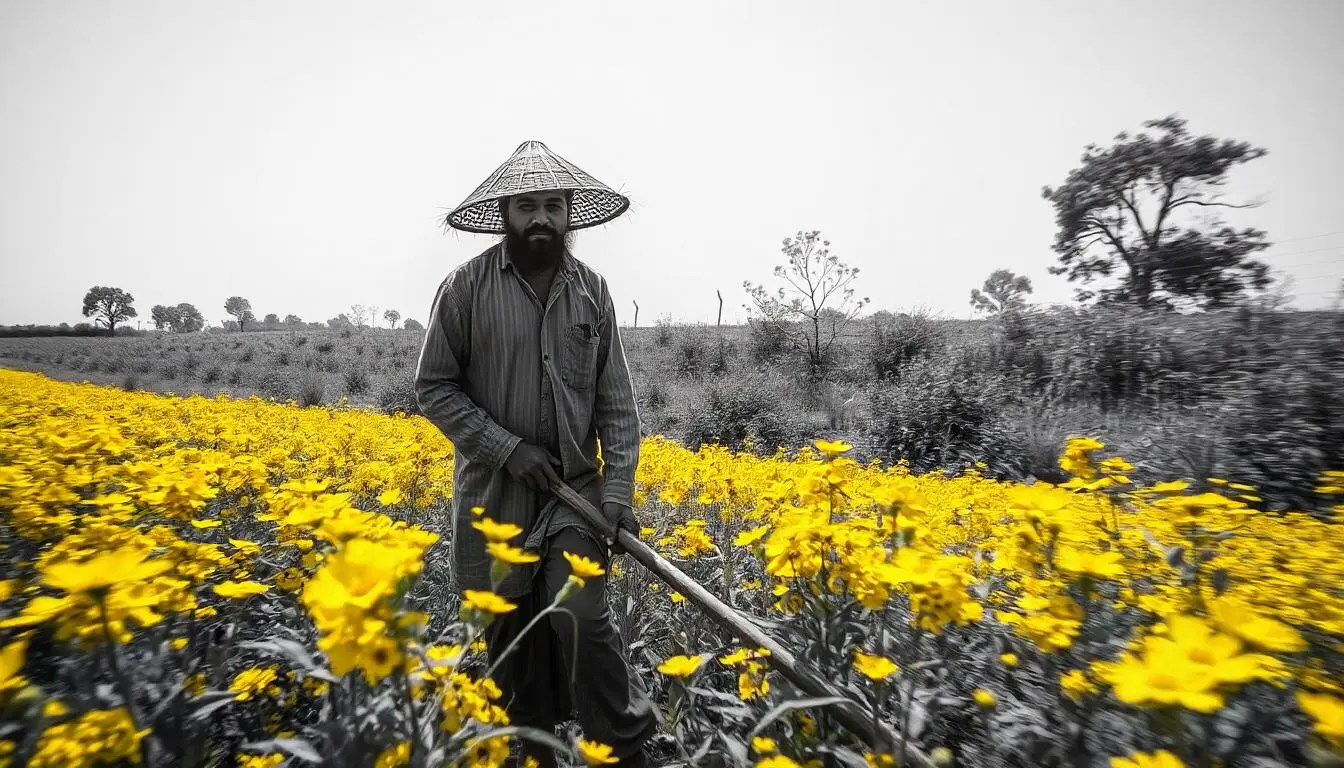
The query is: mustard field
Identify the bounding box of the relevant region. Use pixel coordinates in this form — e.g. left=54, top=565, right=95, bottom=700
left=0, top=368, right=1341, bottom=768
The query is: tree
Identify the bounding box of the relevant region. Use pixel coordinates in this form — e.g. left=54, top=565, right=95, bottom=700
left=403, top=318, right=423, bottom=332
left=174, top=303, right=204, bottom=333
left=1042, top=115, right=1272, bottom=310
left=383, top=309, right=401, bottom=329
left=150, top=304, right=181, bottom=330
left=284, top=314, right=303, bottom=329
left=742, top=230, right=869, bottom=384
left=970, top=269, right=1034, bottom=314
left=263, top=313, right=280, bottom=327
left=327, top=314, right=353, bottom=330
left=224, top=296, right=254, bottom=331
left=82, top=286, right=137, bottom=335
left=348, top=304, right=370, bottom=329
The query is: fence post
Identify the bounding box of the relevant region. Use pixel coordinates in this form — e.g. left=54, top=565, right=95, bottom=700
left=632, top=301, right=639, bottom=329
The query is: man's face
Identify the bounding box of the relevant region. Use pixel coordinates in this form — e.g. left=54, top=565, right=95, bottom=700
left=504, top=190, right=570, bottom=245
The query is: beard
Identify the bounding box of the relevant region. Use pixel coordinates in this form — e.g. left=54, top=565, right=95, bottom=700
left=503, top=222, right=574, bottom=272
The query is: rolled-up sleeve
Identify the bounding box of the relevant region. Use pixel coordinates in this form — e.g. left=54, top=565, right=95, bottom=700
left=592, top=280, right=642, bottom=509
left=414, top=270, right=520, bottom=472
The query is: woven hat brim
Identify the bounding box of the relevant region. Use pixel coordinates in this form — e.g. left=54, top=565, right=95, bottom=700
left=445, top=186, right=629, bottom=234
left=442, top=141, right=629, bottom=234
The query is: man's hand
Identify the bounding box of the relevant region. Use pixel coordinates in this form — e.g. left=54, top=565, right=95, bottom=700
left=602, top=502, right=639, bottom=555
left=503, top=443, right=563, bottom=492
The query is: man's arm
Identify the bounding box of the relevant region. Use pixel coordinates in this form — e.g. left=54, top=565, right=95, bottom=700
left=592, top=280, right=642, bottom=511
left=414, top=270, right=521, bottom=472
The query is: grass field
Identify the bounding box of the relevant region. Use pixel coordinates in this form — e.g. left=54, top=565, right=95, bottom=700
left=1, top=368, right=1342, bottom=767
left=2, top=305, right=1341, bottom=515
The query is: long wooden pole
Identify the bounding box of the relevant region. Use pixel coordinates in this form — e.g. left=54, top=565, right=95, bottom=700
left=551, top=483, right=934, bottom=768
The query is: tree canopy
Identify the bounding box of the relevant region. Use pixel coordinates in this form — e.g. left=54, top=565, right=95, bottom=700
left=1042, top=115, right=1272, bottom=310
left=82, top=286, right=137, bottom=334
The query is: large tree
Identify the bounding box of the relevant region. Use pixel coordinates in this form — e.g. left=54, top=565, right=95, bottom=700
left=970, top=269, right=1033, bottom=315
left=174, top=303, right=204, bottom=333
left=1042, top=116, right=1272, bottom=310
left=224, top=296, right=254, bottom=332
left=743, top=229, right=869, bottom=384
left=82, top=286, right=137, bottom=335
left=150, top=304, right=181, bottom=330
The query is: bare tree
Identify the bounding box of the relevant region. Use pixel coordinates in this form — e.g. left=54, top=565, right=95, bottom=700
left=743, top=230, right=869, bottom=384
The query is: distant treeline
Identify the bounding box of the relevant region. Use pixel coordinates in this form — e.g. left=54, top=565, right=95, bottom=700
left=0, top=324, right=148, bottom=338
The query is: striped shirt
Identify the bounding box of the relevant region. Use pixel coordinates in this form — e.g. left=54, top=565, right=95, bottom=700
left=414, top=241, right=642, bottom=598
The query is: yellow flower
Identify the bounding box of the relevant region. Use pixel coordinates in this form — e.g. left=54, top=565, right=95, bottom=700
left=1298, top=691, right=1344, bottom=746
left=972, top=688, right=996, bottom=708
left=374, top=741, right=411, bottom=768
left=852, top=652, right=899, bottom=681
left=377, top=488, right=406, bottom=506
left=42, top=700, right=69, bottom=718
left=564, top=552, right=606, bottom=584
left=472, top=518, right=523, bottom=543
left=752, top=736, right=777, bottom=754
left=42, top=546, right=173, bottom=594
left=171, top=638, right=189, bottom=651
left=230, top=666, right=280, bottom=701
left=486, top=542, right=540, bottom=565
left=755, top=756, right=804, bottom=768
left=577, top=738, right=619, bottom=765
left=814, top=439, right=853, bottom=456
left=1000, top=653, right=1018, bottom=667
left=657, top=654, right=705, bottom=678
left=213, top=581, right=271, bottom=599
left=462, top=590, right=517, bottom=615
left=237, top=755, right=286, bottom=768
left=1110, top=750, right=1185, bottom=768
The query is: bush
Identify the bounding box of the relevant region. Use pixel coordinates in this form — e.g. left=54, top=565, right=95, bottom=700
left=296, top=372, right=326, bottom=407
left=868, top=309, right=947, bottom=380
left=860, top=357, right=1019, bottom=476
left=672, top=327, right=714, bottom=378
left=681, top=372, right=810, bottom=455
left=202, top=366, right=221, bottom=385
left=746, top=318, right=791, bottom=363
left=375, top=376, right=421, bottom=416
left=343, top=367, right=370, bottom=396
left=253, top=367, right=291, bottom=401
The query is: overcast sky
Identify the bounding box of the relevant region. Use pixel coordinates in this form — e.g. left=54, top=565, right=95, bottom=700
left=2, top=0, right=1342, bottom=329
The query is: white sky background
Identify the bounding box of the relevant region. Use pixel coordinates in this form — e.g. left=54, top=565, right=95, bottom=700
left=1, top=0, right=1342, bottom=329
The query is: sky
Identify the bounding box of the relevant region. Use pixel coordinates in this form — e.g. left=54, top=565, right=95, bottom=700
left=2, top=0, right=1342, bottom=329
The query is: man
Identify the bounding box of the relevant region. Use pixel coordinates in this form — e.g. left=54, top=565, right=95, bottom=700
left=414, top=140, right=655, bottom=767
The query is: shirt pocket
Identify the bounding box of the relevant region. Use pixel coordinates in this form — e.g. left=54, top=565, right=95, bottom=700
left=560, top=322, right=601, bottom=391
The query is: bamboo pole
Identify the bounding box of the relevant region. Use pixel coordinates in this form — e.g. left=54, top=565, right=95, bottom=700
left=551, top=483, right=934, bottom=768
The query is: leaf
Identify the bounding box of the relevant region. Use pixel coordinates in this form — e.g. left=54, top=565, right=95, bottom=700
left=240, top=639, right=339, bottom=683
left=747, top=696, right=851, bottom=740
left=718, top=733, right=749, bottom=767
left=691, top=735, right=715, bottom=763
left=188, top=691, right=238, bottom=721
left=244, top=738, right=323, bottom=763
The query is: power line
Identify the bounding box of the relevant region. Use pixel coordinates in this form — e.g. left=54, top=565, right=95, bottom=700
left=1273, top=231, right=1344, bottom=245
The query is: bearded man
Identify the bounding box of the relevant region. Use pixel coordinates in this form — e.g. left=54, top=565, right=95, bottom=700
left=414, top=140, right=655, bottom=767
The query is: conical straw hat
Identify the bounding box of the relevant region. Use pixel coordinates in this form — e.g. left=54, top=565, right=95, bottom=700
left=442, top=140, right=629, bottom=234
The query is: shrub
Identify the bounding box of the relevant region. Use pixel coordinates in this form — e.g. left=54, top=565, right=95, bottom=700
left=681, top=372, right=810, bottom=455
left=276, top=351, right=290, bottom=366
left=654, top=316, right=674, bottom=347
left=860, top=357, right=1018, bottom=476
left=240, top=347, right=255, bottom=364
left=253, top=367, right=291, bottom=401
left=868, top=309, right=947, bottom=380
left=316, top=341, right=334, bottom=354
left=343, top=367, right=370, bottom=396
left=375, top=375, right=421, bottom=416
left=296, top=372, right=326, bottom=407
left=672, top=327, right=714, bottom=378
left=227, top=367, right=244, bottom=387
left=746, top=317, right=792, bottom=363
left=202, top=366, right=221, bottom=385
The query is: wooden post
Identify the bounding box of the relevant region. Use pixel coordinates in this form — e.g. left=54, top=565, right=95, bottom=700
left=551, top=482, right=935, bottom=768
left=716, top=290, right=723, bottom=329
left=632, top=301, right=639, bottom=329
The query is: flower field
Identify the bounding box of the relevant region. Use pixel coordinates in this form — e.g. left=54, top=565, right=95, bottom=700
left=1, top=367, right=1342, bottom=768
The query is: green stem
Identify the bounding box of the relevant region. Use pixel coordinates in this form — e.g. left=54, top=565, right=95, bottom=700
left=99, top=595, right=154, bottom=765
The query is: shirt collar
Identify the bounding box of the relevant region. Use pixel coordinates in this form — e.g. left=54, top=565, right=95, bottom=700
left=497, top=240, right=577, bottom=278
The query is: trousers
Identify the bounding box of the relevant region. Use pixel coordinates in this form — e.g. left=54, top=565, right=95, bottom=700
left=483, top=525, right=657, bottom=767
